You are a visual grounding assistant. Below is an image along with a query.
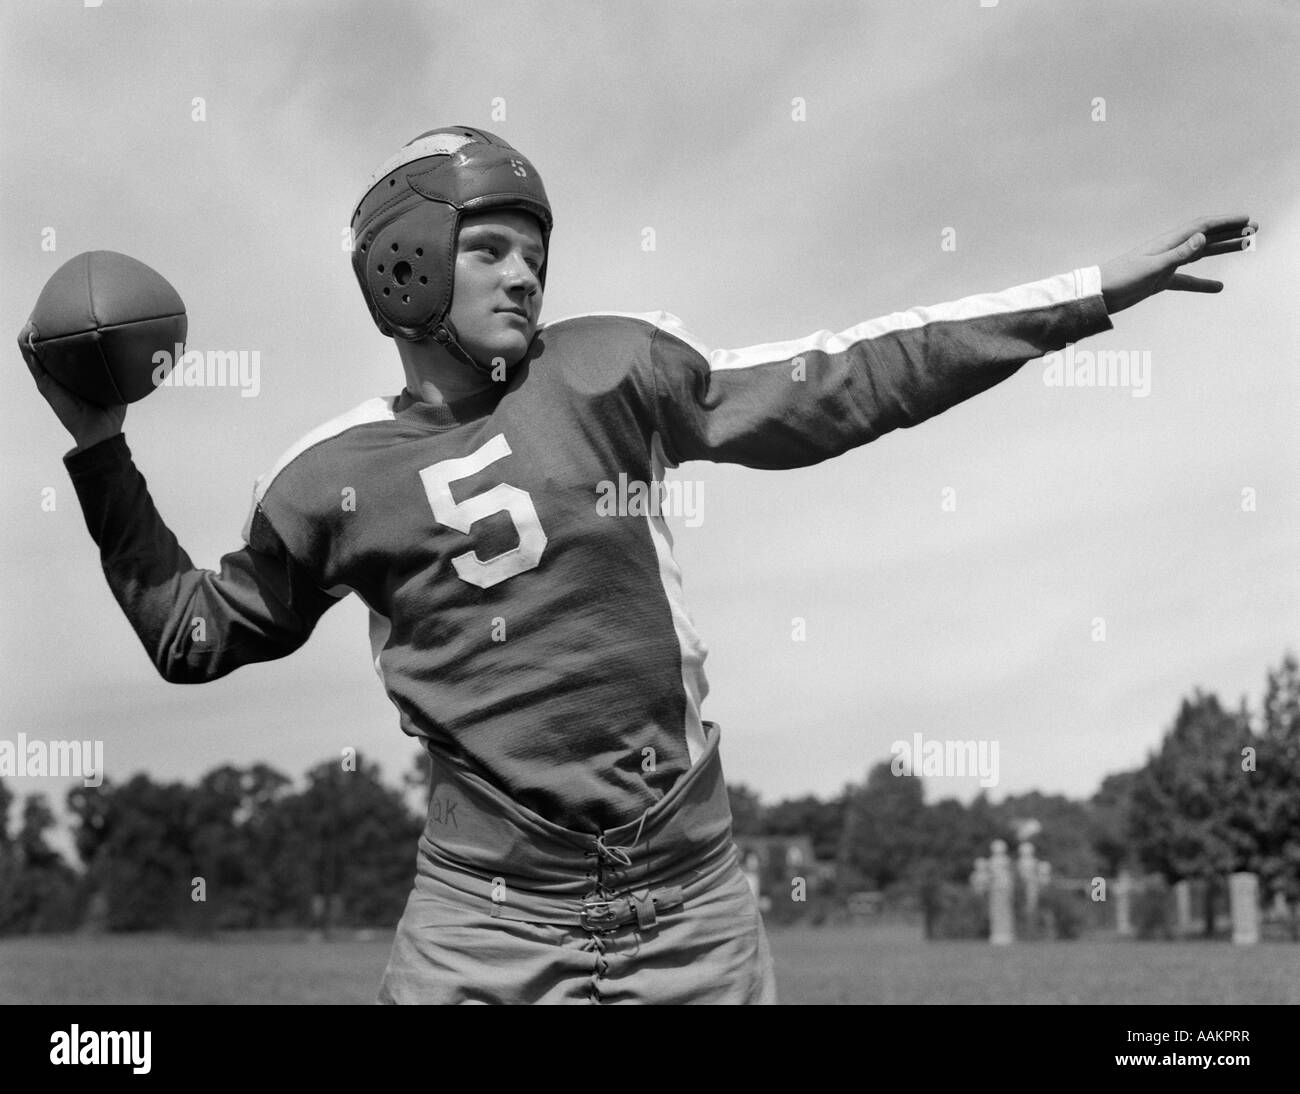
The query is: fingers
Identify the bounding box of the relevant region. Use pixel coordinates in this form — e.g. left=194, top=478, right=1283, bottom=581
left=16, top=321, right=39, bottom=363
left=1194, top=213, right=1256, bottom=237
left=1173, top=233, right=1207, bottom=263
left=16, top=324, right=67, bottom=406
left=1167, top=273, right=1223, bottom=293
left=1189, top=235, right=1256, bottom=260
left=1204, top=219, right=1257, bottom=243
left=17, top=323, right=49, bottom=387
left=1159, top=220, right=1257, bottom=268
left=24, top=353, right=54, bottom=396
left=1150, top=215, right=1257, bottom=255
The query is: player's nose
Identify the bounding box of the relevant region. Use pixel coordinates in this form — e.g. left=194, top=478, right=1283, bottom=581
left=502, top=251, right=541, bottom=295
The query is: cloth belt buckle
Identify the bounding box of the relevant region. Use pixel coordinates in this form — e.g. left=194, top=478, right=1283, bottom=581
left=579, top=897, right=625, bottom=933
left=579, top=886, right=684, bottom=933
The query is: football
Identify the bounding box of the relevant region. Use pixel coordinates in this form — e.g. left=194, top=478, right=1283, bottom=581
left=26, top=250, right=187, bottom=405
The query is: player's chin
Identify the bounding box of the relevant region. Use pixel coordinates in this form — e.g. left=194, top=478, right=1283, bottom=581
left=470, top=321, right=534, bottom=369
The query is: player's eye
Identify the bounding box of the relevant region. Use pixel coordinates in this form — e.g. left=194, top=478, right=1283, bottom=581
left=462, top=238, right=497, bottom=258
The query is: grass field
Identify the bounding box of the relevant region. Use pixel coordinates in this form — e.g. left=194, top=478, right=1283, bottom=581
left=2, top=924, right=1298, bottom=1004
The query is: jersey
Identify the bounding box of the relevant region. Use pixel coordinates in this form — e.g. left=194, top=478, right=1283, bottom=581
left=63, top=267, right=1112, bottom=832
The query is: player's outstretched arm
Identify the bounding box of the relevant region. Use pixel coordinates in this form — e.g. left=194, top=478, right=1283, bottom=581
left=65, top=439, right=337, bottom=684
left=22, top=325, right=339, bottom=683
left=645, top=214, right=1257, bottom=470
left=1098, top=214, right=1257, bottom=315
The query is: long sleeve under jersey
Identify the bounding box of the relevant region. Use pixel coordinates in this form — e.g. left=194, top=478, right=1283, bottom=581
left=64, top=267, right=1111, bottom=831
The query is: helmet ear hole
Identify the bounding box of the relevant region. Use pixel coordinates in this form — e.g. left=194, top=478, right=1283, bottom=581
left=363, top=200, right=456, bottom=339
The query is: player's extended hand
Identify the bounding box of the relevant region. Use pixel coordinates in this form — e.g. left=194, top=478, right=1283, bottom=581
left=18, top=321, right=126, bottom=453
left=1098, top=214, right=1257, bottom=316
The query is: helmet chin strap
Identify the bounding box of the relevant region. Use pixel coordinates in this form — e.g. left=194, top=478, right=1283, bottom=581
left=433, top=322, right=499, bottom=378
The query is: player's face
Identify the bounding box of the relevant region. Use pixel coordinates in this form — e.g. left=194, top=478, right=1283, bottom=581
left=448, top=210, right=545, bottom=370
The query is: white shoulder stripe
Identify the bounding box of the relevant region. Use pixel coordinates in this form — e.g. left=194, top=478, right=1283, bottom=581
left=253, top=396, right=397, bottom=502
left=241, top=396, right=397, bottom=543
left=646, top=431, right=709, bottom=766
left=706, top=267, right=1100, bottom=372
left=543, top=268, right=1100, bottom=374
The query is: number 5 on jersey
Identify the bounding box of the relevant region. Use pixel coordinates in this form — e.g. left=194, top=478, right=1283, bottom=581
left=419, top=434, right=548, bottom=589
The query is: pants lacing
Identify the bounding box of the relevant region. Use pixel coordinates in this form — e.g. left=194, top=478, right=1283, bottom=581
left=580, top=811, right=650, bottom=1003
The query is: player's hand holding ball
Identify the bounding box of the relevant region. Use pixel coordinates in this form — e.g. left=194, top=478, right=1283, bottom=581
left=19, top=250, right=187, bottom=453
left=19, top=320, right=126, bottom=454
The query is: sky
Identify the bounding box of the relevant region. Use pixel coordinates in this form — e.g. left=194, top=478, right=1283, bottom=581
left=1, top=0, right=1297, bottom=851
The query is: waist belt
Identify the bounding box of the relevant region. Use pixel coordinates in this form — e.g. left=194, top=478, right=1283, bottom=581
left=414, top=722, right=737, bottom=931
left=579, top=886, right=684, bottom=933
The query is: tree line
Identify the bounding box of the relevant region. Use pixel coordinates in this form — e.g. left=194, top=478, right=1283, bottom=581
left=1, top=652, right=1295, bottom=937
left=733, top=653, right=1300, bottom=936
left=0, top=755, right=421, bottom=934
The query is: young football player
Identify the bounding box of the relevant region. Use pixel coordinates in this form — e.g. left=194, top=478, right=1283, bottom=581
left=21, top=126, right=1256, bottom=1004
